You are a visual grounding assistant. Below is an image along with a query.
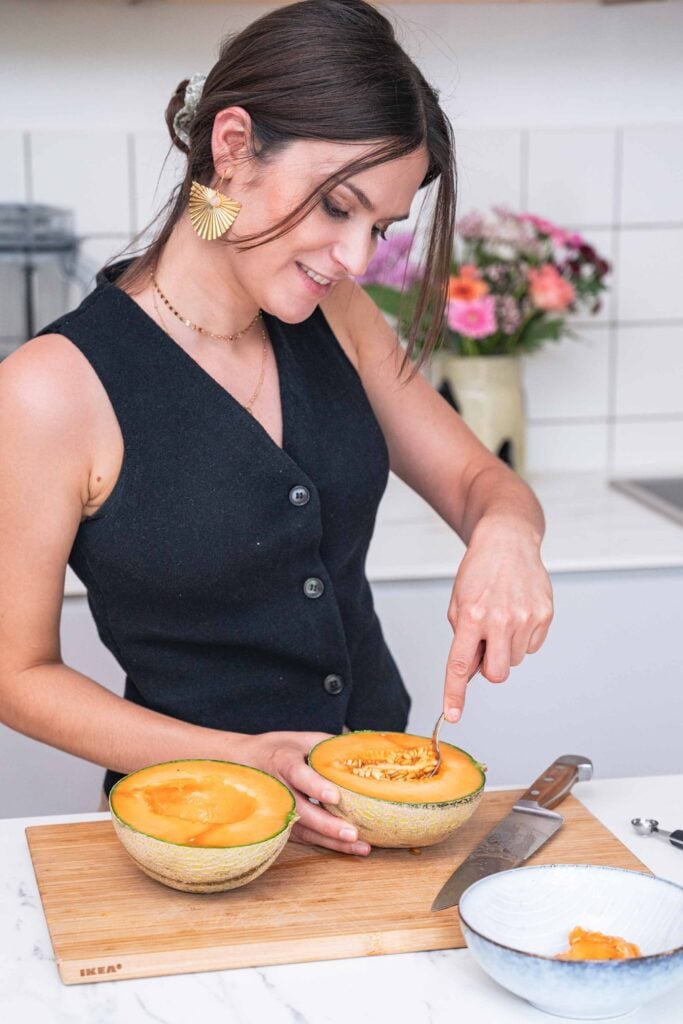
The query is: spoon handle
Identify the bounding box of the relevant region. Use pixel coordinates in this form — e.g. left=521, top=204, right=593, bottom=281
left=670, top=830, right=683, bottom=850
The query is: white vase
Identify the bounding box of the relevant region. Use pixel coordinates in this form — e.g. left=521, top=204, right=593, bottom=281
left=436, top=353, right=527, bottom=476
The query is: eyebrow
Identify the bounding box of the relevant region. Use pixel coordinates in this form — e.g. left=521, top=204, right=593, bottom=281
left=340, top=182, right=410, bottom=222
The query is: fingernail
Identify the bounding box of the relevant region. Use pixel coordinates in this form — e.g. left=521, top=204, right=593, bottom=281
left=340, top=826, right=358, bottom=842
left=352, top=842, right=371, bottom=855
left=321, top=787, right=338, bottom=803
left=446, top=707, right=461, bottom=723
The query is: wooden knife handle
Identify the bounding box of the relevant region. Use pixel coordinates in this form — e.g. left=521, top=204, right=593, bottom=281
left=516, top=755, right=594, bottom=810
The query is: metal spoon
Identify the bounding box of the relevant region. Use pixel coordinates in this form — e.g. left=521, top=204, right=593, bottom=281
left=427, top=651, right=485, bottom=778
left=631, top=817, right=683, bottom=850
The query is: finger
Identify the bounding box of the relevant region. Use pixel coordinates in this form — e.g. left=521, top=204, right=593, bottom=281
left=443, top=624, right=484, bottom=722
left=481, top=627, right=512, bottom=683
left=294, top=794, right=362, bottom=845
left=291, top=822, right=371, bottom=856
left=510, top=626, right=534, bottom=667
left=286, top=757, right=341, bottom=806
left=527, top=621, right=551, bottom=654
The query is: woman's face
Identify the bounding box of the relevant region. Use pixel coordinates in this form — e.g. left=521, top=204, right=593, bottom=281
left=225, top=137, right=430, bottom=323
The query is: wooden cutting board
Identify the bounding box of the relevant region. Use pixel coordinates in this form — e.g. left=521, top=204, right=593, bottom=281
left=26, top=789, right=649, bottom=985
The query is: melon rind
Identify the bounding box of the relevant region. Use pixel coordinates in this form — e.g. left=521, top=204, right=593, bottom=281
left=310, top=735, right=485, bottom=848
left=109, top=760, right=298, bottom=893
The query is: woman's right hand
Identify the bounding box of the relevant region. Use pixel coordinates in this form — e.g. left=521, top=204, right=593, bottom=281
left=234, top=731, right=371, bottom=857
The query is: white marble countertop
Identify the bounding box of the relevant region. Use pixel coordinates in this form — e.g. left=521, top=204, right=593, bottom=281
left=366, top=471, right=683, bottom=582
left=2, top=775, right=681, bottom=1024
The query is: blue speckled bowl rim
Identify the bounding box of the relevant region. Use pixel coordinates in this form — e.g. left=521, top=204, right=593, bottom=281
left=458, top=863, right=683, bottom=963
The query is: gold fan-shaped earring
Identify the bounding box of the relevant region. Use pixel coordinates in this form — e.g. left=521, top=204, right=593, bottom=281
left=188, top=173, right=241, bottom=241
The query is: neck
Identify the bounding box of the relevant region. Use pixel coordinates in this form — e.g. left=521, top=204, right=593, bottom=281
left=152, top=216, right=260, bottom=336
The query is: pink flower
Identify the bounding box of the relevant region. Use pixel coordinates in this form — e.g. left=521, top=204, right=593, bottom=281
left=447, top=296, right=497, bottom=339
left=527, top=264, right=576, bottom=312
left=520, top=212, right=559, bottom=236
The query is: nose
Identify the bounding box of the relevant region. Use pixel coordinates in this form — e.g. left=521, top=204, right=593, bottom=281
left=331, top=230, right=376, bottom=279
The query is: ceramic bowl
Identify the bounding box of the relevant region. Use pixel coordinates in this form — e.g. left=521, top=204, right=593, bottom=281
left=458, top=864, right=683, bottom=1020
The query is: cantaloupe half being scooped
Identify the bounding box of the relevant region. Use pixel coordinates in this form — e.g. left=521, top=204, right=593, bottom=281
left=110, top=759, right=298, bottom=893
left=309, top=731, right=485, bottom=848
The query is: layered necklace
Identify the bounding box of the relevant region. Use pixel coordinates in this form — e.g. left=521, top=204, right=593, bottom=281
left=150, top=271, right=268, bottom=415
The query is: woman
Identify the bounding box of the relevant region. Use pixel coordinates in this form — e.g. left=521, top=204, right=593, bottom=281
left=0, top=0, right=552, bottom=856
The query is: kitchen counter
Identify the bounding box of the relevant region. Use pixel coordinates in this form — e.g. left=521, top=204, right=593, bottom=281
left=2, top=775, right=681, bottom=1024
left=367, top=471, right=683, bottom=582
left=62, top=471, right=683, bottom=596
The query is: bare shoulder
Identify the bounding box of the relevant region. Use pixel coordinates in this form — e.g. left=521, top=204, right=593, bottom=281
left=0, top=333, right=101, bottom=428
left=319, top=278, right=398, bottom=376
left=0, top=334, right=112, bottom=508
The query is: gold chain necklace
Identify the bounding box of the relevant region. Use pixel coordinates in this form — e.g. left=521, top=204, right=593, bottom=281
left=151, top=282, right=268, bottom=415
left=150, top=271, right=261, bottom=342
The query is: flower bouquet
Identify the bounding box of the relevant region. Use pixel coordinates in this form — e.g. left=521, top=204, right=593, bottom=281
left=358, top=206, right=611, bottom=357
left=358, top=207, right=610, bottom=475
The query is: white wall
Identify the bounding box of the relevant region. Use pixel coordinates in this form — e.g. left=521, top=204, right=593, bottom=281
left=3, top=2, right=683, bottom=475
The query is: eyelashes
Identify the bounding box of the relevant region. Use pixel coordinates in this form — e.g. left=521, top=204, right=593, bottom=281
left=321, top=196, right=388, bottom=241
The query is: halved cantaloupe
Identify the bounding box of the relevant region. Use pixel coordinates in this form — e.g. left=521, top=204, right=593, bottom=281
left=110, top=759, right=298, bottom=892
left=309, top=731, right=485, bottom=848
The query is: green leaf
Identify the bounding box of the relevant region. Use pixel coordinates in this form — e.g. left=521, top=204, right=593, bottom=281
left=362, top=285, right=406, bottom=320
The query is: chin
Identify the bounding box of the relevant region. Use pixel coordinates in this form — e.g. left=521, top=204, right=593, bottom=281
left=261, top=293, right=321, bottom=325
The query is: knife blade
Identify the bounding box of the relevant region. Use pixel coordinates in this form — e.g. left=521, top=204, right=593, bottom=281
left=431, top=753, right=593, bottom=911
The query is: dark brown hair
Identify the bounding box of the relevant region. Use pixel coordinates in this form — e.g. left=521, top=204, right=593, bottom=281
left=117, top=0, right=457, bottom=372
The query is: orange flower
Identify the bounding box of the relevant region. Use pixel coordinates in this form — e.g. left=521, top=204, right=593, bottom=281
left=448, top=272, right=488, bottom=301
left=528, top=264, right=575, bottom=312
left=459, top=264, right=480, bottom=279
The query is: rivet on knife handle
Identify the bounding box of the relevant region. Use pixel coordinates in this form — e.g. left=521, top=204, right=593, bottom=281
left=515, top=754, right=593, bottom=814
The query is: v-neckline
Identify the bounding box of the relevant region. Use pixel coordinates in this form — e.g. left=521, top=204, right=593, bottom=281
left=109, top=280, right=297, bottom=462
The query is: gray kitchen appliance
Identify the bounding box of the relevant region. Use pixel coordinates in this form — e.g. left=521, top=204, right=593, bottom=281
left=0, top=203, right=95, bottom=360
left=610, top=477, right=683, bottom=528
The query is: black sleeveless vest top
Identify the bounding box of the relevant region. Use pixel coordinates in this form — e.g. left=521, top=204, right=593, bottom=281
left=39, top=262, right=410, bottom=793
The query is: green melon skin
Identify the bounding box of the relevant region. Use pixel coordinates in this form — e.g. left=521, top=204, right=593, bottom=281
left=111, top=813, right=297, bottom=892
left=320, top=786, right=483, bottom=848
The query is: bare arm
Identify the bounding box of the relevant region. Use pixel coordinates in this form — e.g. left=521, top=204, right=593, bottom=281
left=323, top=281, right=554, bottom=716
left=0, top=335, right=367, bottom=854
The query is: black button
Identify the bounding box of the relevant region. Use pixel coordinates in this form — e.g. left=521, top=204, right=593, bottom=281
left=289, top=485, right=310, bottom=507
left=323, top=674, right=344, bottom=695
left=303, top=577, right=324, bottom=599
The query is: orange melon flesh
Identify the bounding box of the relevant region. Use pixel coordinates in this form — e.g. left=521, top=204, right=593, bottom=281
left=308, top=731, right=485, bottom=848
left=309, top=731, right=483, bottom=803
left=111, top=760, right=295, bottom=847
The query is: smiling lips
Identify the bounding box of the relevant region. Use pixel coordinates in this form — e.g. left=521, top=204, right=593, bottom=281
left=296, top=261, right=334, bottom=286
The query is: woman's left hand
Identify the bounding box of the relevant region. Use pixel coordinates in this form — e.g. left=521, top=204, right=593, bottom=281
left=442, top=517, right=554, bottom=722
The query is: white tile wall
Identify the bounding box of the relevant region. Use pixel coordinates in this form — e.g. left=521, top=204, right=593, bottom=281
left=616, top=324, right=683, bottom=417
left=613, top=420, right=683, bottom=476
left=526, top=422, right=609, bottom=473
left=30, top=131, right=132, bottom=235
left=455, top=129, right=523, bottom=217
left=621, top=126, right=683, bottom=224
left=527, top=129, right=616, bottom=226
left=617, top=228, right=683, bottom=322
left=0, top=131, right=26, bottom=201
left=522, top=327, right=610, bottom=422
left=1, top=121, right=682, bottom=476
left=132, top=132, right=185, bottom=237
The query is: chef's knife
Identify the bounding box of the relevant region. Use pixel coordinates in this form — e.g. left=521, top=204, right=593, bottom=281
left=431, top=754, right=593, bottom=911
